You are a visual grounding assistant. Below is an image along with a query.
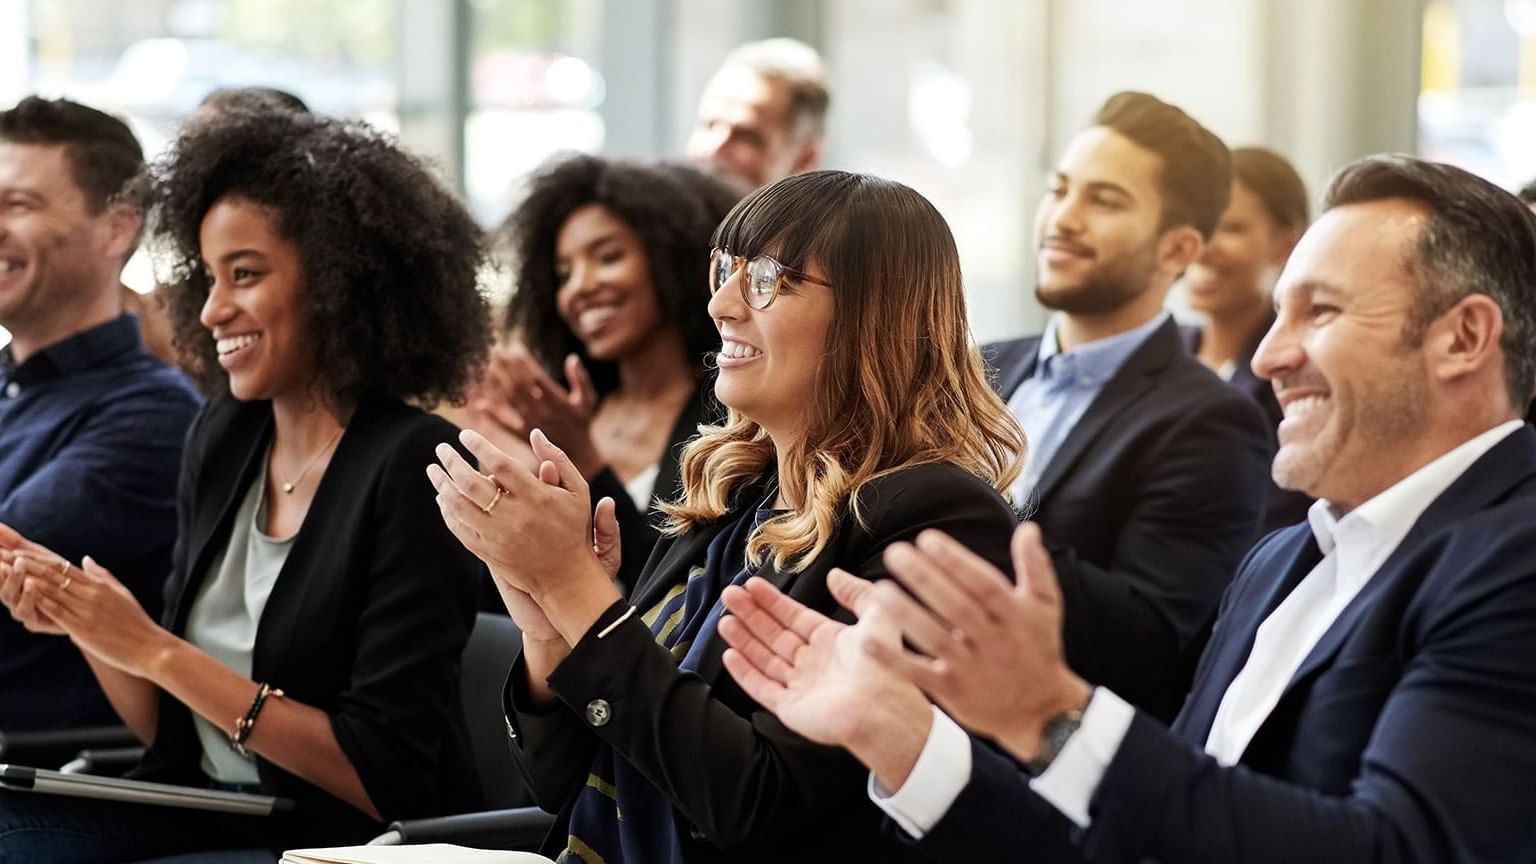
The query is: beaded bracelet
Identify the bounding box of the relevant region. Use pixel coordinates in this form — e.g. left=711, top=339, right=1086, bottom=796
left=230, top=682, right=284, bottom=758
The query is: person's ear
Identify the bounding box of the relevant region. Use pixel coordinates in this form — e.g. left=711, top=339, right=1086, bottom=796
left=1157, top=225, right=1204, bottom=277
left=99, top=202, right=143, bottom=265
left=1428, top=293, right=1506, bottom=397
left=790, top=136, right=822, bottom=174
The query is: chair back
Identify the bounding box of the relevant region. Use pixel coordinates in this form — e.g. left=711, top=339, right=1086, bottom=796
left=462, top=612, right=535, bottom=809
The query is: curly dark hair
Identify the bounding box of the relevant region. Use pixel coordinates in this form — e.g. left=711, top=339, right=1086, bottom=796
left=151, top=110, right=491, bottom=406
left=499, top=154, right=744, bottom=394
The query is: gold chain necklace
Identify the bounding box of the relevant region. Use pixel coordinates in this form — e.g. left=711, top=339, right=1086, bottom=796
left=275, top=426, right=345, bottom=494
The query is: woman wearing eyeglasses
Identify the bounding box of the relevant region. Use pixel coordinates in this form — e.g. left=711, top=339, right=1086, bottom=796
left=428, top=170, right=1027, bottom=863
left=464, top=156, right=743, bottom=589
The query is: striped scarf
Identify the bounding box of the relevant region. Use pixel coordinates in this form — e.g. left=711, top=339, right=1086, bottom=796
left=561, top=504, right=777, bottom=863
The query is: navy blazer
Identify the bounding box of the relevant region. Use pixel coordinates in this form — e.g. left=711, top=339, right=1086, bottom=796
left=506, top=462, right=1018, bottom=862
left=1181, top=320, right=1314, bottom=532
left=985, top=318, right=1272, bottom=719
left=918, top=424, right=1536, bottom=864
left=132, top=398, right=485, bottom=850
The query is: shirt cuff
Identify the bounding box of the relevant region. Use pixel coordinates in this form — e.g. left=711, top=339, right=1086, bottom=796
left=1028, top=687, right=1135, bottom=828
left=867, top=705, right=973, bottom=839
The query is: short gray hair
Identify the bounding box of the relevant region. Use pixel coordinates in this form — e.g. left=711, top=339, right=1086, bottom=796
left=719, top=37, right=830, bottom=141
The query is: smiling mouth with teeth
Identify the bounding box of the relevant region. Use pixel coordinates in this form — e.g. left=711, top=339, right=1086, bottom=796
left=216, top=333, right=263, bottom=356
left=719, top=340, right=763, bottom=360
left=1282, top=395, right=1327, bottom=420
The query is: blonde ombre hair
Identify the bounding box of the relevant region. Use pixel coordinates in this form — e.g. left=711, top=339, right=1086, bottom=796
left=659, top=171, right=1025, bottom=571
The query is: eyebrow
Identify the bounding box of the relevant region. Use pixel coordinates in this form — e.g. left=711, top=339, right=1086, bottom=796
left=1050, top=172, right=1135, bottom=202
left=1273, top=278, right=1342, bottom=312
left=1, top=188, right=45, bottom=204
left=213, top=249, right=267, bottom=266
left=559, top=233, right=625, bottom=261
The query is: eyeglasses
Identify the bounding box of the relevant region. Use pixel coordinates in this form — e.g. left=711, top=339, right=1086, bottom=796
left=708, top=247, right=831, bottom=310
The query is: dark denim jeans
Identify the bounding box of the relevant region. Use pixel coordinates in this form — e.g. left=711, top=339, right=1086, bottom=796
left=0, top=790, right=276, bottom=863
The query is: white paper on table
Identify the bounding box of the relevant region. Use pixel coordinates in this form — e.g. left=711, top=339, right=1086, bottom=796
left=280, top=843, right=554, bottom=864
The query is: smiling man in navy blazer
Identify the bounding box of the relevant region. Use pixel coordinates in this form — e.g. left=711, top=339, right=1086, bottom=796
left=985, top=92, right=1272, bottom=719
left=719, top=154, right=1536, bottom=864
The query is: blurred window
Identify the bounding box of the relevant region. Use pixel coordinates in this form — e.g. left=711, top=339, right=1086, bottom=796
left=1421, top=0, right=1536, bottom=188
left=465, top=0, right=605, bottom=224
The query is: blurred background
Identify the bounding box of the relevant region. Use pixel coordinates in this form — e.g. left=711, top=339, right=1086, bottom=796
left=0, top=0, right=1525, bottom=341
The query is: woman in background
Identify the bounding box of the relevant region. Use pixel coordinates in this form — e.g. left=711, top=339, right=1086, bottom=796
left=1182, top=145, right=1313, bottom=530
left=466, top=155, right=742, bottom=586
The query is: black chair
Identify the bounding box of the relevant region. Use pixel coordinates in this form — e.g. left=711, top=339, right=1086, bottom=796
left=0, top=725, right=140, bottom=773
left=369, top=612, right=556, bottom=849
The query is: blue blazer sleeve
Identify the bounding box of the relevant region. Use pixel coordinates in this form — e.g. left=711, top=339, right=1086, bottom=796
left=914, top=737, right=1079, bottom=863
left=1081, top=529, right=1536, bottom=864
left=913, top=519, right=1536, bottom=864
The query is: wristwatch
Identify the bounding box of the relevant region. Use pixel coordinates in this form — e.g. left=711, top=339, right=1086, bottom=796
left=1025, top=704, right=1086, bottom=775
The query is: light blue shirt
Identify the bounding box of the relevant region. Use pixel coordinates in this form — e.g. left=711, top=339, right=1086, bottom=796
left=1008, top=312, right=1170, bottom=508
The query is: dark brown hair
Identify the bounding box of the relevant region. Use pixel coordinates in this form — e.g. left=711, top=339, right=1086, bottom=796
left=663, top=170, right=1024, bottom=569
left=0, top=96, right=144, bottom=214
left=1326, top=154, right=1536, bottom=410
left=1232, top=146, right=1310, bottom=231
left=1093, top=91, right=1232, bottom=239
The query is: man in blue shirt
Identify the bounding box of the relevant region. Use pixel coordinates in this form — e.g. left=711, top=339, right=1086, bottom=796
left=0, top=97, right=200, bottom=731
left=983, top=93, right=1272, bottom=719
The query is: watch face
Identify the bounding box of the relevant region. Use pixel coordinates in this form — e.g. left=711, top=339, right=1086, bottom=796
left=1027, top=708, right=1085, bottom=776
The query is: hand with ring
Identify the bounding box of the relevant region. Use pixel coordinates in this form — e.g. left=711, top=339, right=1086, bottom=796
left=480, top=480, right=504, bottom=514
left=427, top=427, right=622, bottom=646
left=0, top=524, right=175, bottom=677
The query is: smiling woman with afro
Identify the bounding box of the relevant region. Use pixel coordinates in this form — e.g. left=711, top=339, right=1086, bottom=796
left=0, top=109, right=498, bottom=859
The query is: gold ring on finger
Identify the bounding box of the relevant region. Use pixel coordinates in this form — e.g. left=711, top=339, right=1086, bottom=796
left=481, top=485, right=503, bottom=514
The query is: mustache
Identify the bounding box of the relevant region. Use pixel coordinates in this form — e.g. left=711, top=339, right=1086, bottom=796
left=1272, top=374, right=1328, bottom=398
left=1040, top=236, right=1095, bottom=258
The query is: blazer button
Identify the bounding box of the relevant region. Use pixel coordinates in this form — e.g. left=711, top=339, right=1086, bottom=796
left=3, top=382, right=18, bottom=398
left=585, top=699, right=612, bottom=727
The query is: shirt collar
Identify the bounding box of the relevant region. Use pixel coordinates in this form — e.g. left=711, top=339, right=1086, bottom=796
left=0, top=315, right=143, bottom=383
left=1306, top=419, right=1526, bottom=581
left=1036, top=311, right=1169, bottom=388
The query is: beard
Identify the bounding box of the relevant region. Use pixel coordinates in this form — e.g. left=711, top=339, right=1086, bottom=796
left=1035, top=235, right=1160, bottom=316
left=1270, top=350, right=1428, bottom=500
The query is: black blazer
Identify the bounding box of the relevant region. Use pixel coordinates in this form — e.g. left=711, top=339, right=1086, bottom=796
left=1182, top=320, right=1315, bottom=532
left=916, top=425, right=1536, bottom=864
left=132, top=397, right=485, bottom=850
left=506, top=462, right=1018, bottom=862
left=985, top=318, right=1272, bottom=720
left=587, top=378, right=720, bottom=589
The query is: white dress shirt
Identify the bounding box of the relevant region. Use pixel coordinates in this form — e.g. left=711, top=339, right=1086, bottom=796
left=872, top=420, right=1524, bottom=836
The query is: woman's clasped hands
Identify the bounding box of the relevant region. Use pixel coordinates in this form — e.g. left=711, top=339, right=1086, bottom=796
left=0, top=523, right=173, bottom=678
left=427, top=428, right=624, bottom=646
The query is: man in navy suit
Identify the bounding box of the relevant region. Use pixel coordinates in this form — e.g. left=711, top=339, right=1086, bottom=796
left=718, top=155, right=1536, bottom=863
left=986, top=92, right=1271, bottom=718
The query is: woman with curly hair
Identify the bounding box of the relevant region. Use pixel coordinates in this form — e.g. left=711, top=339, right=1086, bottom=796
left=465, top=155, right=743, bottom=586
left=0, top=110, right=491, bottom=861
left=428, top=170, right=1027, bottom=862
